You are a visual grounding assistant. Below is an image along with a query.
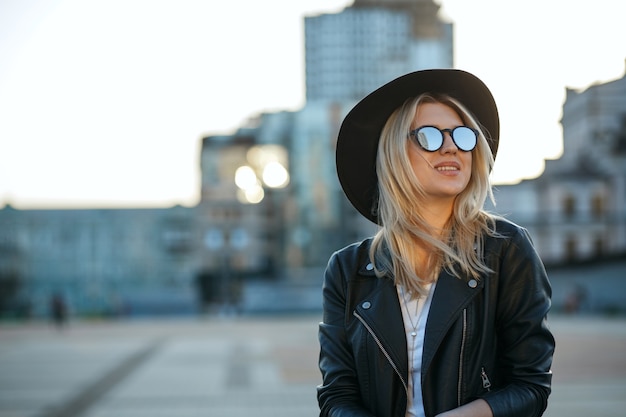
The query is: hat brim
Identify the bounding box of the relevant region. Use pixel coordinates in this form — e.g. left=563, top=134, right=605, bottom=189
left=336, top=69, right=500, bottom=224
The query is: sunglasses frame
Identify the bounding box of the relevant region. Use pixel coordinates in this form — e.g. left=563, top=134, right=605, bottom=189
left=409, top=125, right=478, bottom=152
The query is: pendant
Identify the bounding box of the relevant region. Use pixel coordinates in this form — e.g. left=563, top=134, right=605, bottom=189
left=411, top=331, right=417, bottom=337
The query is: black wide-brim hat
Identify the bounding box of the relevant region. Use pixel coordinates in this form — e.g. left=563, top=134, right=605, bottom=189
left=336, top=68, right=500, bottom=224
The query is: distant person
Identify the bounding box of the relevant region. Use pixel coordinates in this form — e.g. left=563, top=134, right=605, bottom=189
left=318, top=69, right=555, bottom=417
left=564, top=283, right=588, bottom=314
left=50, top=293, right=67, bottom=329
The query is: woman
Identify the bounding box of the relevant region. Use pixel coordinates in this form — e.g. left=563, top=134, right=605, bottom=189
left=318, top=69, right=555, bottom=417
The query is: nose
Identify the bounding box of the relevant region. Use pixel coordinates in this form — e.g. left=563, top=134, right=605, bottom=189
left=440, top=131, right=458, bottom=153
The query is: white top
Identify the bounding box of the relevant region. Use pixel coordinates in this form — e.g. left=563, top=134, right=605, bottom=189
left=397, top=282, right=436, bottom=417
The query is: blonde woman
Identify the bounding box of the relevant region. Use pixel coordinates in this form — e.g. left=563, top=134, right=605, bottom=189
left=318, top=69, right=555, bottom=417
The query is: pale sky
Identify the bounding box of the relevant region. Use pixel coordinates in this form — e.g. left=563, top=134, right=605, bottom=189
left=1, top=0, right=625, bottom=209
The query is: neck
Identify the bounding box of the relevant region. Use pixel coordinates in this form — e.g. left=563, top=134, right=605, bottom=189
left=420, top=198, right=454, bottom=234
left=410, top=240, right=441, bottom=282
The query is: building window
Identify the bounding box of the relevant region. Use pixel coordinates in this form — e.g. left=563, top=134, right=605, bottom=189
left=565, top=235, right=577, bottom=263
left=563, top=194, right=576, bottom=219
left=591, top=193, right=605, bottom=218
left=162, top=219, right=194, bottom=254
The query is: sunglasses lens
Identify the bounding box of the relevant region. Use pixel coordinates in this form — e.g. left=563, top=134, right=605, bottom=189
left=415, top=126, right=443, bottom=151
left=453, top=127, right=477, bottom=151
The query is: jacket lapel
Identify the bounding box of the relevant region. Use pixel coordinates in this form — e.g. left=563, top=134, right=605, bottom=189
left=421, top=269, right=483, bottom=377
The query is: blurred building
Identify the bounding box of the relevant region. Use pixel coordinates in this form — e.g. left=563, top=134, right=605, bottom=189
left=305, top=0, right=453, bottom=102
left=488, top=66, right=626, bottom=265
left=0, top=205, right=199, bottom=317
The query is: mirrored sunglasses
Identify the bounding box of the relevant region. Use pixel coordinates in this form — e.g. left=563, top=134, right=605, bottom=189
left=409, top=125, right=478, bottom=152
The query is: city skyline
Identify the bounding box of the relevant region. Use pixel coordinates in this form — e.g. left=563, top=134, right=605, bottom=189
left=1, top=0, right=625, bottom=209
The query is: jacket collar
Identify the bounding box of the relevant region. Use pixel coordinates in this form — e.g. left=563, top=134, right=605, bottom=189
left=422, top=268, right=484, bottom=376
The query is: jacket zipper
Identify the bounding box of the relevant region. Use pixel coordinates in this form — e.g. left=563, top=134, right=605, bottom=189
left=481, top=367, right=492, bottom=391
left=457, top=308, right=467, bottom=407
left=354, top=311, right=408, bottom=393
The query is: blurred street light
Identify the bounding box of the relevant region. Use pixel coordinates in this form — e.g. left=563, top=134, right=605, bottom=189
left=262, top=161, right=289, bottom=188
left=235, top=145, right=289, bottom=204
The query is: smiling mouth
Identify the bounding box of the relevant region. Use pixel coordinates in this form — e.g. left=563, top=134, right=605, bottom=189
left=436, top=166, right=459, bottom=171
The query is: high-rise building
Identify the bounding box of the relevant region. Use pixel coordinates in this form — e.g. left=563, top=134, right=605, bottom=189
left=305, top=0, right=453, bottom=102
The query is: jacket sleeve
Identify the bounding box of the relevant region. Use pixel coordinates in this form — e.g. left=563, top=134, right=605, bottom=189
left=482, top=226, right=556, bottom=417
left=317, top=251, right=376, bottom=417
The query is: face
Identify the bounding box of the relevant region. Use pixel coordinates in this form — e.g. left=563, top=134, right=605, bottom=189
left=408, top=101, right=473, bottom=205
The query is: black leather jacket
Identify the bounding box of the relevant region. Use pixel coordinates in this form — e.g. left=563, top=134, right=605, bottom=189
left=318, top=219, right=555, bottom=417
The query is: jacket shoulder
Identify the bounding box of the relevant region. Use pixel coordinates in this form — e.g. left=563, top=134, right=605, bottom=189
left=488, top=217, right=535, bottom=245
left=482, top=217, right=542, bottom=265
left=328, top=238, right=375, bottom=276
left=492, top=217, right=527, bottom=237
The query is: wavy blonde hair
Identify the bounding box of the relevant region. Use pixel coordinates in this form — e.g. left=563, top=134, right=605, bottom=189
left=369, top=93, right=498, bottom=297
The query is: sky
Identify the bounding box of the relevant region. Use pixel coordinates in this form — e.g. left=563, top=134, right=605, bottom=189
left=1, top=0, right=625, bottom=209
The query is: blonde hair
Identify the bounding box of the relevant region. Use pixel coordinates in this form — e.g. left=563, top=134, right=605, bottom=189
left=369, top=93, right=497, bottom=297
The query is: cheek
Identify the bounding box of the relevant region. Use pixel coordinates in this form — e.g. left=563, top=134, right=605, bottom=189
left=464, top=152, right=473, bottom=170
left=408, top=151, right=431, bottom=177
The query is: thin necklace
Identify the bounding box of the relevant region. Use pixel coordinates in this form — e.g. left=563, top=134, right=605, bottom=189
left=400, top=286, right=420, bottom=338
left=399, top=285, right=427, bottom=374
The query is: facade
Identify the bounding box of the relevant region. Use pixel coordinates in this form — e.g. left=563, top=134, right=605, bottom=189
left=488, top=67, right=626, bottom=265
left=199, top=103, right=379, bottom=274
left=0, top=205, right=199, bottom=317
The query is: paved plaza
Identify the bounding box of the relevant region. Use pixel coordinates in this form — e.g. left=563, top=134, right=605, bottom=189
left=0, top=314, right=624, bottom=417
